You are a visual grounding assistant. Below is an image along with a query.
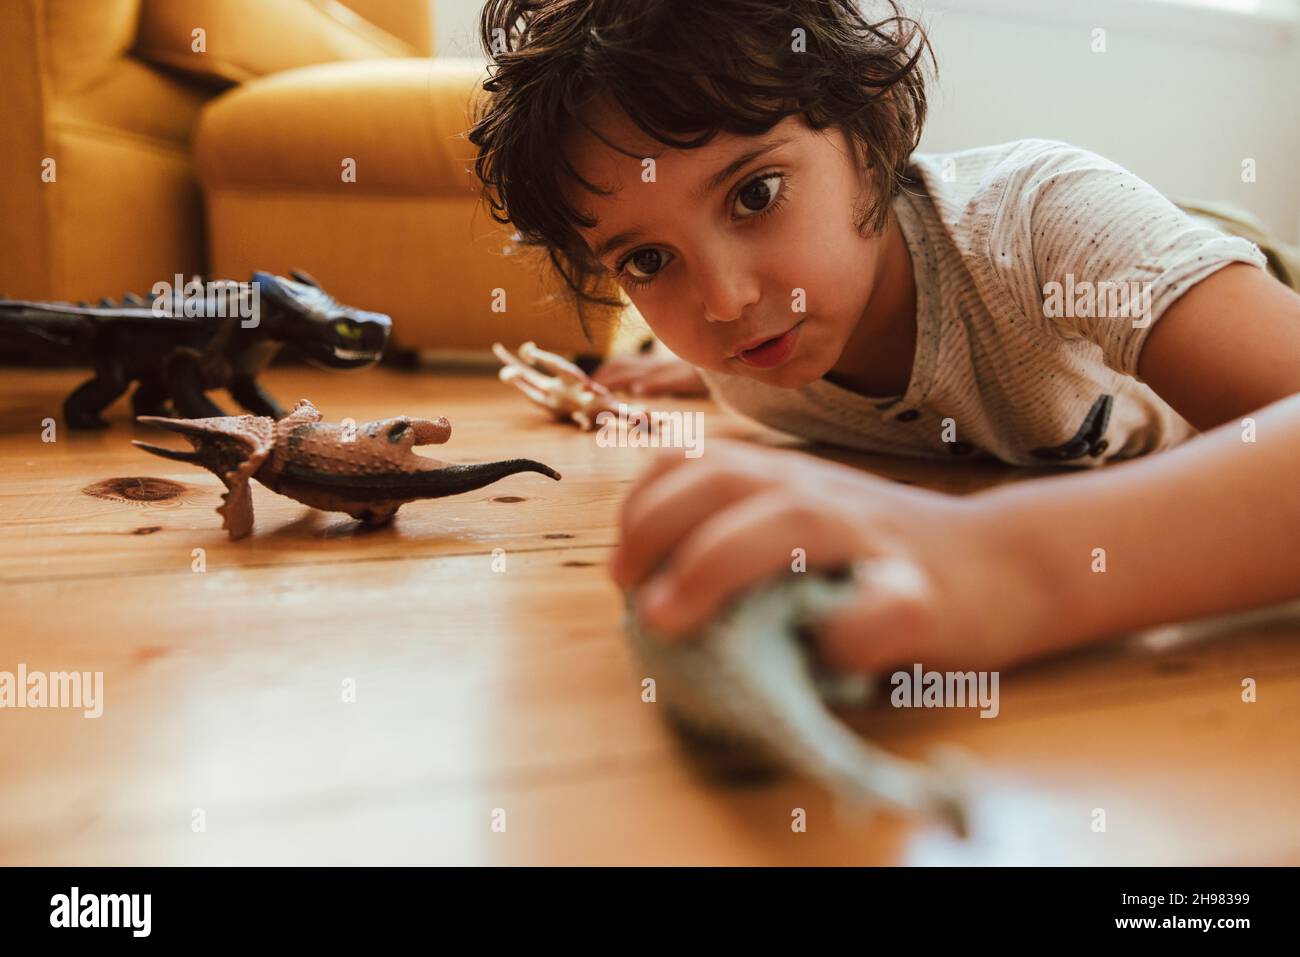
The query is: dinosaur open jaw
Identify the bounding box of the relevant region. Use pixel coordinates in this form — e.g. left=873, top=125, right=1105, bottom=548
left=131, top=416, right=223, bottom=463
left=301, top=342, right=384, bottom=371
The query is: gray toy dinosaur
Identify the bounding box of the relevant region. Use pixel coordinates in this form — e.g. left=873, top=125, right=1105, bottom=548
left=624, top=565, right=971, bottom=836
left=627, top=565, right=1300, bottom=839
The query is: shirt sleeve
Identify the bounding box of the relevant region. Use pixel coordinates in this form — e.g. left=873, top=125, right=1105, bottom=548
left=984, top=140, right=1269, bottom=378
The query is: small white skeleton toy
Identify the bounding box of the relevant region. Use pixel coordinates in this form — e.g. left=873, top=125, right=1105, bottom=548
left=493, top=340, right=649, bottom=431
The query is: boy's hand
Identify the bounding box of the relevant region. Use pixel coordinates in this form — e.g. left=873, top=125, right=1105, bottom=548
left=610, top=440, right=1051, bottom=672
left=592, top=354, right=709, bottom=397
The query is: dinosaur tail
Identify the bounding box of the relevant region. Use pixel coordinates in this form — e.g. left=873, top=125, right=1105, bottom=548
left=770, top=694, right=970, bottom=837
left=0, top=303, right=89, bottom=356
left=732, top=572, right=971, bottom=836
left=410, top=459, right=561, bottom=497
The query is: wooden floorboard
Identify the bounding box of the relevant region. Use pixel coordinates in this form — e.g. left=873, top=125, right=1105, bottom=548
left=1, top=364, right=1296, bottom=864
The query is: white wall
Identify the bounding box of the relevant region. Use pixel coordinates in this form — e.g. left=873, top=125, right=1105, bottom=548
left=916, top=0, right=1300, bottom=243
left=432, top=0, right=1300, bottom=242
left=433, top=0, right=485, bottom=57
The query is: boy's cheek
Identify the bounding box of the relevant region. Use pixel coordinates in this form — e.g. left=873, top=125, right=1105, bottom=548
left=635, top=319, right=722, bottom=373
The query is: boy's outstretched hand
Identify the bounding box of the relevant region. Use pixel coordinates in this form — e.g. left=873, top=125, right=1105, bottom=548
left=610, top=440, right=1052, bottom=673
left=592, top=353, right=709, bottom=397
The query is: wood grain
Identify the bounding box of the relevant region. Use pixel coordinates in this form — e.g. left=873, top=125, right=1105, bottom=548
left=1, top=365, right=1295, bottom=865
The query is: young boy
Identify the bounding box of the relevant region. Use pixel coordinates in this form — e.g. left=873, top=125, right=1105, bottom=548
left=469, top=0, right=1300, bottom=671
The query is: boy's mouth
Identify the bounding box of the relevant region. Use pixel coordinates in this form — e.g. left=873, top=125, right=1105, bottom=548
left=732, top=321, right=803, bottom=370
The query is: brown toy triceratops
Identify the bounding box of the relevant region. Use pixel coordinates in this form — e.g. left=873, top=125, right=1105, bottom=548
left=133, top=398, right=561, bottom=539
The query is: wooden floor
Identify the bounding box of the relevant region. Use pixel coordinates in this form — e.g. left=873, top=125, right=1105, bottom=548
left=1, top=364, right=1297, bottom=865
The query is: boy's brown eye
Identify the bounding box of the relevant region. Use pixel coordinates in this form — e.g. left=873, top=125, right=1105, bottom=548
left=736, top=174, right=781, bottom=214
left=628, top=249, right=665, bottom=277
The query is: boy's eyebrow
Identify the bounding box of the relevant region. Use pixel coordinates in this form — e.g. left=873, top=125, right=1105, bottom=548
left=690, top=136, right=792, bottom=202
left=591, top=136, right=794, bottom=262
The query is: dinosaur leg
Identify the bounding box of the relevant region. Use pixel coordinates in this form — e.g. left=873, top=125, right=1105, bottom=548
left=64, top=357, right=129, bottom=429
left=165, top=351, right=227, bottom=418
left=228, top=375, right=286, bottom=419
left=354, top=505, right=399, bottom=527
left=131, top=375, right=172, bottom=418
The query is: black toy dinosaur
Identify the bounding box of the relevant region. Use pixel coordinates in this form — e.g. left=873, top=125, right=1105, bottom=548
left=0, top=269, right=391, bottom=428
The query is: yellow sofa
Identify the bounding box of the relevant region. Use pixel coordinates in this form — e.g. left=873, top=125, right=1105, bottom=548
left=0, top=0, right=620, bottom=356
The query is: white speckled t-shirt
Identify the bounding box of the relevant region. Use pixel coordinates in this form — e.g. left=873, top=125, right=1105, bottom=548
left=697, top=138, right=1269, bottom=467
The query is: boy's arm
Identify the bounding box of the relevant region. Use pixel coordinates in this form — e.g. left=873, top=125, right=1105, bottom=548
left=976, top=262, right=1300, bottom=655
left=1135, top=262, right=1300, bottom=430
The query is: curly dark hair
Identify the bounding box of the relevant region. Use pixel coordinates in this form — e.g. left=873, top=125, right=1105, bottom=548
left=467, top=0, right=934, bottom=341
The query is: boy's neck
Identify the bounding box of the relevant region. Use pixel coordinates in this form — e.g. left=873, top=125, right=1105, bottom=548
left=823, top=210, right=918, bottom=399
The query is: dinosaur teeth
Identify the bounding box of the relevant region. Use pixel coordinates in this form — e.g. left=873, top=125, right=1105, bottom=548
left=332, top=347, right=373, bottom=361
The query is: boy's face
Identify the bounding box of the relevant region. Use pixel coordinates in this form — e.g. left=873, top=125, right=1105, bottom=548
left=565, top=102, right=895, bottom=388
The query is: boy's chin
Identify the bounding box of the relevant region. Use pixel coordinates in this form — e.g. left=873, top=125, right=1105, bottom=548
left=732, top=354, right=825, bottom=389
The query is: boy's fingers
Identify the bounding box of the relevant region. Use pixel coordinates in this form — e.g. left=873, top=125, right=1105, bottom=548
left=613, top=442, right=785, bottom=582
left=613, top=460, right=767, bottom=587
left=614, top=441, right=776, bottom=582
left=637, top=489, right=866, bottom=638
left=632, top=365, right=698, bottom=396
left=620, top=444, right=685, bottom=501
left=594, top=357, right=702, bottom=395
left=593, top=357, right=655, bottom=387
left=814, top=558, right=936, bottom=672
left=591, top=359, right=636, bottom=385
left=609, top=450, right=688, bottom=575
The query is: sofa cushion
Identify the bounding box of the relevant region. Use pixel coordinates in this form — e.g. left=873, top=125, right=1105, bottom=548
left=133, top=0, right=414, bottom=86
left=53, top=57, right=209, bottom=147
left=43, top=0, right=143, bottom=96
left=194, top=57, right=624, bottom=354
left=337, top=0, right=433, bottom=55
left=194, top=59, right=487, bottom=194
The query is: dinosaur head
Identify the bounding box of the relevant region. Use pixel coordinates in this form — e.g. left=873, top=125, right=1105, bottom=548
left=132, top=413, right=269, bottom=477
left=132, top=412, right=276, bottom=540
left=253, top=270, right=391, bottom=371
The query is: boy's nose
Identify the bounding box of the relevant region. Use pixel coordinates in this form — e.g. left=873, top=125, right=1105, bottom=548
left=700, top=276, right=761, bottom=324
left=696, top=254, right=759, bottom=321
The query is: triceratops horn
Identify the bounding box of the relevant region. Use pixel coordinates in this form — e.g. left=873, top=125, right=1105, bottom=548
left=131, top=440, right=201, bottom=464
left=134, top=415, right=226, bottom=439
